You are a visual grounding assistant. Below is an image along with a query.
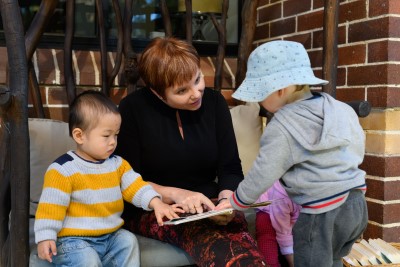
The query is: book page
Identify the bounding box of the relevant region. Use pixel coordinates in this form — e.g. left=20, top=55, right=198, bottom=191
left=164, top=208, right=234, bottom=225
left=163, top=200, right=275, bottom=225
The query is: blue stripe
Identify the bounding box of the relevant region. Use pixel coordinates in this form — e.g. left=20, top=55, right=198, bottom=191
left=234, top=191, right=251, bottom=207
left=302, top=184, right=366, bottom=206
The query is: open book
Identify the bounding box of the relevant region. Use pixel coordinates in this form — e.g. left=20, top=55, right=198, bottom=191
left=163, top=200, right=274, bottom=225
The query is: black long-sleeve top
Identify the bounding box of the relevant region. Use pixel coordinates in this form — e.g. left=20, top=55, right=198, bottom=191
left=115, top=87, right=243, bottom=199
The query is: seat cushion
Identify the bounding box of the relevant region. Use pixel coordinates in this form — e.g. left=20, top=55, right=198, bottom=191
left=230, top=103, right=263, bottom=175
left=29, top=118, right=76, bottom=216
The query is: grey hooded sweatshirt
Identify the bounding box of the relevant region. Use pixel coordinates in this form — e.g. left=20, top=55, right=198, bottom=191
left=231, top=92, right=366, bottom=214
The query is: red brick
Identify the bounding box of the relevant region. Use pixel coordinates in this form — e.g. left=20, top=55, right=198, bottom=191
left=336, top=87, right=365, bottom=102
left=283, top=0, right=311, bottom=17
left=338, top=44, right=366, bottom=66
left=308, top=49, right=323, bottom=68
left=336, top=67, right=346, bottom=87
left=382, top=205, right=400, bottom=226
left=368, top=202, right=400, bottom=224
left=254, top=23, right=270, bottom=42
left=313, top=0, right=324, bottom=9
left=0, top=47, right=8, bottom=83
left=370, top=0, right=400, bottom=17
left=349, top=17, right=400, bottom=43
left=360, top=155, right=400, bottom=177
left=348, top=64, right=400, bottom=86
left=364, top=224, right=400, bottom=243
left=36, top=49, right=56, bottom=85
left=367, top=202, right=384, bottom=224
left=367, top=87, right=400, bottom=108
left=284, top=33, right=312, bottom=49
left=47, top=86, right=69, bottom=105
left=270, top=17, right=296, bottom=37
left=338, top=0, right=367, bottom=24
left=258, top=0, right=270, bottom=6
left=75, top=51, right=96, bottom=85
left=258, top=2, right=281, bottom=24
left=365, top=179, right=400, bottom=202
left=368, top=40, right=400, bottom=63
left=313, top=25, right=346, bottom=49
left=297, top=10, right=324, bottom=32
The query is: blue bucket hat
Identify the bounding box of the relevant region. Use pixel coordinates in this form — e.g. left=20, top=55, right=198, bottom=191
left=233, top=40, right=329, bottom=102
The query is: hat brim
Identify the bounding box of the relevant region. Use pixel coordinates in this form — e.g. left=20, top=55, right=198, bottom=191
left=233, top=67, right=329, bottom=102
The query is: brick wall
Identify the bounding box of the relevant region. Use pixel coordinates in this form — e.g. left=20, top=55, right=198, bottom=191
left=256, top=0, right=400, bottom=242
left=0, top=48, right=238, bottom=120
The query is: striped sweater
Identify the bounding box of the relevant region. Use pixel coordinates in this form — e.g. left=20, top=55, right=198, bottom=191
left=34, top=151, right=160, bottom=244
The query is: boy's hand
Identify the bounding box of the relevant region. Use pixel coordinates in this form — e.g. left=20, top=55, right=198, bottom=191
left=37, top=240, right=57, bottom=262
left=149, top=197, right=184, bottom=226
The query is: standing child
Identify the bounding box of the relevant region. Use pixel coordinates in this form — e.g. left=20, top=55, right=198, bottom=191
left=218, top=40, right=368, bottom=267
left=34, top=90, right=182, bottom=266
left=256, top=180, right=300, bottom=267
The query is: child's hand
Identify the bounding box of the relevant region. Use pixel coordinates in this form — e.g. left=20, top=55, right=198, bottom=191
left=37, top=240, right=57, bottom=263
left=149, top=197, right=184, bottom=226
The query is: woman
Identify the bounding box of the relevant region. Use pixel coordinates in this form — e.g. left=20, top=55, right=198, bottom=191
left=115, top=37, right=265, bottom=266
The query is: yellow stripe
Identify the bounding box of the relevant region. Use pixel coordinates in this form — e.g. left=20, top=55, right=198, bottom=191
left=67, top=200, right=123, bottom=217
left=43, top=169, right=72, bottom=194
left=35, top=203, right=67, bottom=220
left=71, top=172, right=121, bottom=190
left=44, top=169, right=122, bottom=192
left=58, top=224, right=123, bottom=237
left=122, top=177, right=148, bottom=201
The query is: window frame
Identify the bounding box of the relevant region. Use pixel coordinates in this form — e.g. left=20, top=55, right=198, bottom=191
left=0, top=0, right=242, bottom=56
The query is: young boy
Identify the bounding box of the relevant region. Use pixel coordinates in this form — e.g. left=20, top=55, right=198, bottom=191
left=34, top=90, right=182, bottom=266
left=218, top=40, right=368, bottom=267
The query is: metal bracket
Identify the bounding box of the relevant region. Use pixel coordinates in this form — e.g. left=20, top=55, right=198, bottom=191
left=0, top=85, right=11, bottom=109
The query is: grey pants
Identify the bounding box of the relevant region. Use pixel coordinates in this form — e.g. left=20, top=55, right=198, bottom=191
left=293, top=190, right=368, bottom=267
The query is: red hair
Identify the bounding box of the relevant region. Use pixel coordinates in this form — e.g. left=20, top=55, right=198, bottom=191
left=138, top=37, right=200, bottom=97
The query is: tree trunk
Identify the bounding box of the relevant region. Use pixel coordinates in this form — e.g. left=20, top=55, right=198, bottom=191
left=0, top=0, right=30, bottom=266
left=322, top=0, right=339, bottom=97
left=236, top=0, right=258, bottom=92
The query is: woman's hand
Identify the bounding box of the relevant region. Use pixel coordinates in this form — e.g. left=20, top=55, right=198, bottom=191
left=171, top=189, right=215, bottom=214
left=149, top=197, right=185, bottom=226
left=210, top=193, right=235, bottom=225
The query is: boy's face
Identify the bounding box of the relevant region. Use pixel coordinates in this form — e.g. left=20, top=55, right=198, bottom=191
left=75, top=113, right=121, bottom=162
left=260, top=90, right=285, bottom=113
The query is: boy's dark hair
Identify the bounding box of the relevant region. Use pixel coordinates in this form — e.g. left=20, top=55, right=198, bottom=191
left=69, top=90, right=119, bottom=136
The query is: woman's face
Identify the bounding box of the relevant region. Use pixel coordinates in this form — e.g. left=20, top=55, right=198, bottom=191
left=162, top=70, right=205, bottom=111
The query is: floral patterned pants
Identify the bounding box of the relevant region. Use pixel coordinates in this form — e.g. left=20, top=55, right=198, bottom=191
left=123, top=206, right=267, bottom=267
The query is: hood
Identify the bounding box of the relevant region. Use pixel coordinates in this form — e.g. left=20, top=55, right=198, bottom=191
left=273, top=93, right=356, bottom=151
